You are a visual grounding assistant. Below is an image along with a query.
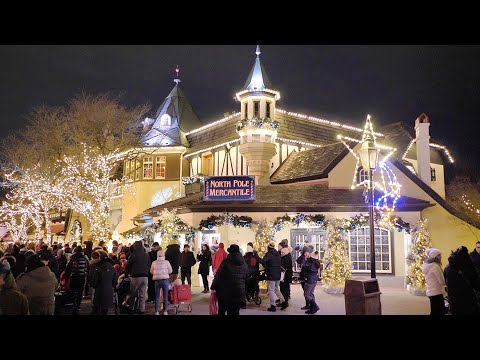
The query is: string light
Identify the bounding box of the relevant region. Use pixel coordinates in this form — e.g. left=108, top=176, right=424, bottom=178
left=184, top=139, right=240, bottom=159
left=276, top=137, right=322, bottom=148
left=461, top=194, right=480, bottom=218
left=406, top=219, right=431, bottom=292
left=184, top=113, right=241, bottom=136
left=235, top=88, right=281, bottom=101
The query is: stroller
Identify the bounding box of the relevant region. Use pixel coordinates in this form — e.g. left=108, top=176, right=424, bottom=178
left=54, top=271, right=77, bottom=315
left=245, top=269, right=264, bottom=305
left=115, top=274, right=140, bottom=315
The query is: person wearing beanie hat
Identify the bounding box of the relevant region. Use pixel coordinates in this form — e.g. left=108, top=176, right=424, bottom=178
left=422, top=247, right=446, bottom=315
left=150, top=250, right=172, bottom=315
left=16, top=254, right=58, bottom=315
left=211, top=242, right=248, bottom=315
left=259, top=240, right=284, bottom=312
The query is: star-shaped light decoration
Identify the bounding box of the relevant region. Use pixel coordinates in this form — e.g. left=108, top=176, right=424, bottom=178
left=337, top=114, right=402, bottom=221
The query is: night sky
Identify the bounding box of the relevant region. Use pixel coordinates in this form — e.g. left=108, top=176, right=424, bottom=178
left=1, top=45, right=480, bottom=173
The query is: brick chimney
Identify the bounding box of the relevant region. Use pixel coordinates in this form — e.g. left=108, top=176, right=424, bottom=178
left=415, top=113, right=431, bottom=187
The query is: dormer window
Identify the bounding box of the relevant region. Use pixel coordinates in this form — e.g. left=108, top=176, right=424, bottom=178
left=431, top=167, right=436, bottom=182
left=357, top=167, right=369, bottom=184
left=160, top=114, right=171, bottom=127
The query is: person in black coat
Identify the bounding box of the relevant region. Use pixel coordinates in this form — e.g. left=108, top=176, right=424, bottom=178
left=165, top=243, right=181, bottom=278
left=38, top=245, right=59, bottom=278
left=197, top=244, right=212, bottom=293
left=470, top=241, right=480, bottom=277
left=259, top=241, right=284, bottom=312
left=445, top=246, right=480, bottom=315
left=92, top=252, right=117, bottom=315
left=244, top=242, right=261, bottom=301
left=65, top=246, right=89, bottom=314
left=301, top=249, right=321, bottom=314
left=211, top=244, right=248, bottom=315
left=124, top=240, right=151, bottom=314
left=278, top=240, right=293, bottom=309
left=11, top=245, right=26, bottom=278
left=179, top=244, right=196, bottom=285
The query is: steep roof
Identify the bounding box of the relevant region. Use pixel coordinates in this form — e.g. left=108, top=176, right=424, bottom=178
left=144, top=183, right=432, bottom=215
left=185, top=110, right=362, bottom=156
left=271, top=142, right=349, bottom=184
left=381, top=122, right=444, bottom=165
left=142, top=83, right=202, bottom=147
left=243, top=46, right=272, bottom=91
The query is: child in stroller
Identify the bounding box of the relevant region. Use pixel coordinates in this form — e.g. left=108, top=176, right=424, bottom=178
left=245, top=269, right=265, bottom=305
left=115, top=274, right=140, bottom=315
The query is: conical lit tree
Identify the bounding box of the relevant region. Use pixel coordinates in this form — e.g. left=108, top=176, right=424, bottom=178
left=322, top=220, right=352, bottom=294
left=406, top=219, right=431, bottom=294
left=254, top=220, right=273, bottom=258
left=157, top=209, right=181, bottom=249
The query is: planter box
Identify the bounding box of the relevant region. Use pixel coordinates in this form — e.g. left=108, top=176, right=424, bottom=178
left=185, top=182, right=202, bottom=195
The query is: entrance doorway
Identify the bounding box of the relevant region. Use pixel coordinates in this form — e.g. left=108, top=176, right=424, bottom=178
left=290, top=228, right=326, bottom=272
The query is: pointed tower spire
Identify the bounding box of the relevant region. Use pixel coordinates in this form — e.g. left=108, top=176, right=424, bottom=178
left=242, top=45, right=271, bottom=91
left=174, top=65, right=181, bottom=84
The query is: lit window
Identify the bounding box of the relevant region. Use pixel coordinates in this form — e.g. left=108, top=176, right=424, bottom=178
left=160, top=114, right=171, bottom=127
left=155, top=156, right=166, bottom=179
left=143, top=157, right=153, bottom=179
left=357, top=167, right=369, bottom=184
left=254, top=101, right=260, bottom=117
left=130, top=160, right=135, bottom=180
left=135, top=159, right=141, bottom=180
left=348, top=227, right=392, bottom=273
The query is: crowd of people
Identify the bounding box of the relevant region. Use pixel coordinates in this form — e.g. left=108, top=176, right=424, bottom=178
left=422, top=241, right=480, bottom=315
left=0, top=237, right=323, bottom=316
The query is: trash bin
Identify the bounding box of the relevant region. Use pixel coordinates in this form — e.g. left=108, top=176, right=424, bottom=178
left=344, top=279, right=382, bottom=315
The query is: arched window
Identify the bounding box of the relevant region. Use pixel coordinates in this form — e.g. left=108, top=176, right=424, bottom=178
left=357, top=167, right=369, bottom=184
left=348, top=227, right=392, bottom=273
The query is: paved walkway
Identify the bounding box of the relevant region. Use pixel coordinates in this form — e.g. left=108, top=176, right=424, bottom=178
left=76, top=276, right=430, bottom=315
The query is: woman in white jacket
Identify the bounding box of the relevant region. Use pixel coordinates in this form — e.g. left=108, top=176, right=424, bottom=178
left=422, top=248, right=446, bottom=315
left=150, top=250, right=172, bottom=315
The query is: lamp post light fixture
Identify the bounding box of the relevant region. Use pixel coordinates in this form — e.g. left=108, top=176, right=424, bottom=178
left=358, top=130, right=380, bottom=279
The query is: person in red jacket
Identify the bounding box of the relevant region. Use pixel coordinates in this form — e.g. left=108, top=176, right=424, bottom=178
left=212, top=243, right=228, bottom=275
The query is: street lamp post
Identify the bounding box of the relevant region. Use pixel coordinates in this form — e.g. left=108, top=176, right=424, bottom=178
left=358, top=132, right=379, bottom=279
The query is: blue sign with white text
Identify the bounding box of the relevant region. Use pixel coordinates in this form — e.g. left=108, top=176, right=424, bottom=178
left=203, top=176, right=256, bottom=201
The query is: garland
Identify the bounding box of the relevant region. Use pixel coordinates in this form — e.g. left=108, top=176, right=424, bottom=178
left=236, top=117, right=280, bottom=132
left=198, top=213, right=254, bottom=230
left=181, top=174, right=205, bottom=185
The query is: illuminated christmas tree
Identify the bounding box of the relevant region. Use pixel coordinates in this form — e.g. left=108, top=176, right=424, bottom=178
left=322, top=220, right=352, bottom=294
left=254, top=220, right=273, bottom=258
left=157, top=209, right=181, bottom=249
left=406, top=219, right=431, bottom=295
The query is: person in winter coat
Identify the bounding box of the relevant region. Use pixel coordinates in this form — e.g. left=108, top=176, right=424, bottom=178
left=65, top=246, right=89, bottom=314
left=278, top=240, right=293, bottom=310
left=150, top=250, right=172, bottom=315
left=301, top=248, right=321, bottom=314
left=197, top=244, right=212, bottom=293
left=179, top=244, right=196, bottom=285
left=212, top=242, right=228, bottom=274
left=37, top=245, right=59, bottom=278
left=445, top=245, right=480, bottom=315
left=422, top=248, right=446, bottom=315
left=0, top=263, right=29, bottom=315
left=124, top=240, right=151, bottom=314
left=244, top=242, right=261, bottom=299
left=165, top=243, right=181, bottom=279
left=91, top=251, right=117, bottom=315
left=11, top=245, right=26, bottom=278
left=470, top=241, right=480, bottom=277
left=259, top=241, right=284, bottom=312
left=56, top=249, right=67, bottom=279
left=211, top=244, right=248, bottom=315
left=147, top=242, right=161, bottom=303
left=16, top=254, right=58, bottom=315
left=87, top=251, right=102, bottom=313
